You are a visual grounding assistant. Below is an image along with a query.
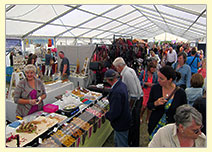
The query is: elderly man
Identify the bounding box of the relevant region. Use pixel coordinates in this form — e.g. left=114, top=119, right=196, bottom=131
left=148, top=104, right=206, bottom=147
left=113, top=57, right=143, bottom=147
left=105, top=69, right=131, bottom=147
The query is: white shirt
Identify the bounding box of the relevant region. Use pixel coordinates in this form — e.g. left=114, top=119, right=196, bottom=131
left=167, top=50, right=177, bottom=63
left=148, top=123, right=206, bottom=147
left=121, top=66, right=143, bottom=99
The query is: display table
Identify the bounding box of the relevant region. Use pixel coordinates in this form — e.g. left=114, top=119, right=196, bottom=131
left=6, top=91, right=113, bottom=147
left=69, top=75, right=88, bottom=88
left=6, top=81, right=74, bottom=122
left=78, top=118, right=113, bottom=147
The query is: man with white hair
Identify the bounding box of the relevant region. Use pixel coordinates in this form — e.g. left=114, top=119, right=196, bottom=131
left=166, top=46, right=177, bottom=66
left=113, top=57, right=143, bottom=147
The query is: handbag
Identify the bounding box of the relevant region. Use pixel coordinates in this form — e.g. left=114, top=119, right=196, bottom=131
left=149, top=86, right=180, bottom=141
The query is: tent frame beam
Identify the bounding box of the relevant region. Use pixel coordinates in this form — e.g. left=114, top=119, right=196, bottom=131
left=22, top=5, right=81, bottom=38
left=55, top=5, right=122, bottom=38
left=135, top=5, right=205, bottom=27
left=164, top=5, right=206, bottom=18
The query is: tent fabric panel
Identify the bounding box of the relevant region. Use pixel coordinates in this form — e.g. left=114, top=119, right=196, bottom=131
left=103, top=5, right=135, bottom=19
left=5, top=4, right=206, bottom=41
left=96, top=32, right=115, bottom=39
left=98, top=21, right=122, bottom=30
left=6, top=5, right=69, bottom=23
left=80, top=17, right=111, bottom=29
left=197, top=17, right=206, bottom=25
left=157, top=5, right=199, bottom=22
left=174, top=4, right=206, bottom=14
left=117, top=11, right=143, bottom=23
left=111, top=24, right=129, bottom=32
left=81, top=30, right=104, bottom=38
left=127, top=16, right=147, bottom=26
left=52, top=9, right=95, bottom=27
left=6, top=20, right=42, bottom=36
left=62, top=28, right=91, bottom=37
left=79, top=5, right=118, bottom=15
left=32, top=24, right=69, bottom=36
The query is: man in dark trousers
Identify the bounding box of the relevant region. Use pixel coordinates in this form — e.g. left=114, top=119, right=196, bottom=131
left=113, top=57, right=143, bottom=147
left=105, top=69, right=131, bottom=147
left=59, top=51, right=70, bottom=80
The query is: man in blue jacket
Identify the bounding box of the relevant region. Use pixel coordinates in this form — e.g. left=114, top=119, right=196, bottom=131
left=105, top=69, right=131, bottom=147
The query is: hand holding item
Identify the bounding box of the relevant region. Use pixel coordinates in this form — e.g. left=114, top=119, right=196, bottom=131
left=29, top=99, right=38, bottom=105
left=36, top=96, right=42, bottom=104
left=154, top=97, right=167, bottom=106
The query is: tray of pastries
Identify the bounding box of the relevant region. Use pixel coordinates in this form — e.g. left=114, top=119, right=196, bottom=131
left=6, top=116, right=58, bottom=147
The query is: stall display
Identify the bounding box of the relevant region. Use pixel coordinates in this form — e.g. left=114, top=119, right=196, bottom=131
left=13, top=55, right=26, bottom=72
left=68, top=57, right=90, bottom=88
left=6, top=81, right=74, bottom=122
left=69, top=75, right=89, bottom=88
left=39, top=102, right=108, bottom=147
left=71, top=87, right=102, bottom=101
left=7, top=71, right=25, bottom=100
left=80, top=57, right=89, bottom=76
left=6, top=116, right=59, bottom=147
left=6, top=87, right=112, bottom=147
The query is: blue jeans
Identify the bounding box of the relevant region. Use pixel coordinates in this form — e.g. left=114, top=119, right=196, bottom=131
left=114, top=130, right=129, bottom=147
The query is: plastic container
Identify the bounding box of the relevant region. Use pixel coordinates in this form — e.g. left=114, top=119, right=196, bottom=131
left=43, top=104, right=59, bottom=113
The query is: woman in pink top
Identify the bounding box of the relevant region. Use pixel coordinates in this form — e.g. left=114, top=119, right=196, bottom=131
left=139, top=62, right=158, bottom=123
left=198, top=58, right=206, bottom=79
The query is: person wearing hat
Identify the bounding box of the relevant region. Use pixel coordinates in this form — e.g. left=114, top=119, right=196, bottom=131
left=113, top=57, right=143, bottom=147
left=105, top=69, right=131, bottom=147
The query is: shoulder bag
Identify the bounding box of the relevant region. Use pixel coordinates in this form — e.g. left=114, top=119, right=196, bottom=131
left=149, top=86, right=180, bottom=141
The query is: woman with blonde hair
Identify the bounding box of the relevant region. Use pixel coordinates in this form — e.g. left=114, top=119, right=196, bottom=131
left=14, top=64, right=46, bottom=117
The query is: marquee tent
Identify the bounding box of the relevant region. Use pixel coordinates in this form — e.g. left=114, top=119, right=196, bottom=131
left=6, top=4, right=206, bottom=44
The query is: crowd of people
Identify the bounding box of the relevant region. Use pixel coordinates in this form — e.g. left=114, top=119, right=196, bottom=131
left=104, top=42, right=206, bottom=147
left=10, top=41, right=206, bottom=147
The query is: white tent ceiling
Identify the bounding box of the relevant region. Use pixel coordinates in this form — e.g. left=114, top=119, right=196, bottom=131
left=6, top=4, right=206, bottom=42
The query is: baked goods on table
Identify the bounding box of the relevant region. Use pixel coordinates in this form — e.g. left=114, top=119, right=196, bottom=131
left=6, top=116, right=58, bottom=147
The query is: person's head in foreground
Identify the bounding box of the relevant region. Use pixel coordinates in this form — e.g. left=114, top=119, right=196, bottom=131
left=148, top=104, right=206, bottom=147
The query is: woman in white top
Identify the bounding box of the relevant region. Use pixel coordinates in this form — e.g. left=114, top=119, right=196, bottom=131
left=148, top=104, right=206, bottom=147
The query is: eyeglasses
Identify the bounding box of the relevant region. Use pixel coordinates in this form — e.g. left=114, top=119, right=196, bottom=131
left=192, top=125, right=203, bottom=134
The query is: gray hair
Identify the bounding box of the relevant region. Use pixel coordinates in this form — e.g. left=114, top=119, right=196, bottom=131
left=112, top=57, right=126, bottom=67
left=174, top=104, right=202, bottom=127
left=24, top=64, right=36, bottom=73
